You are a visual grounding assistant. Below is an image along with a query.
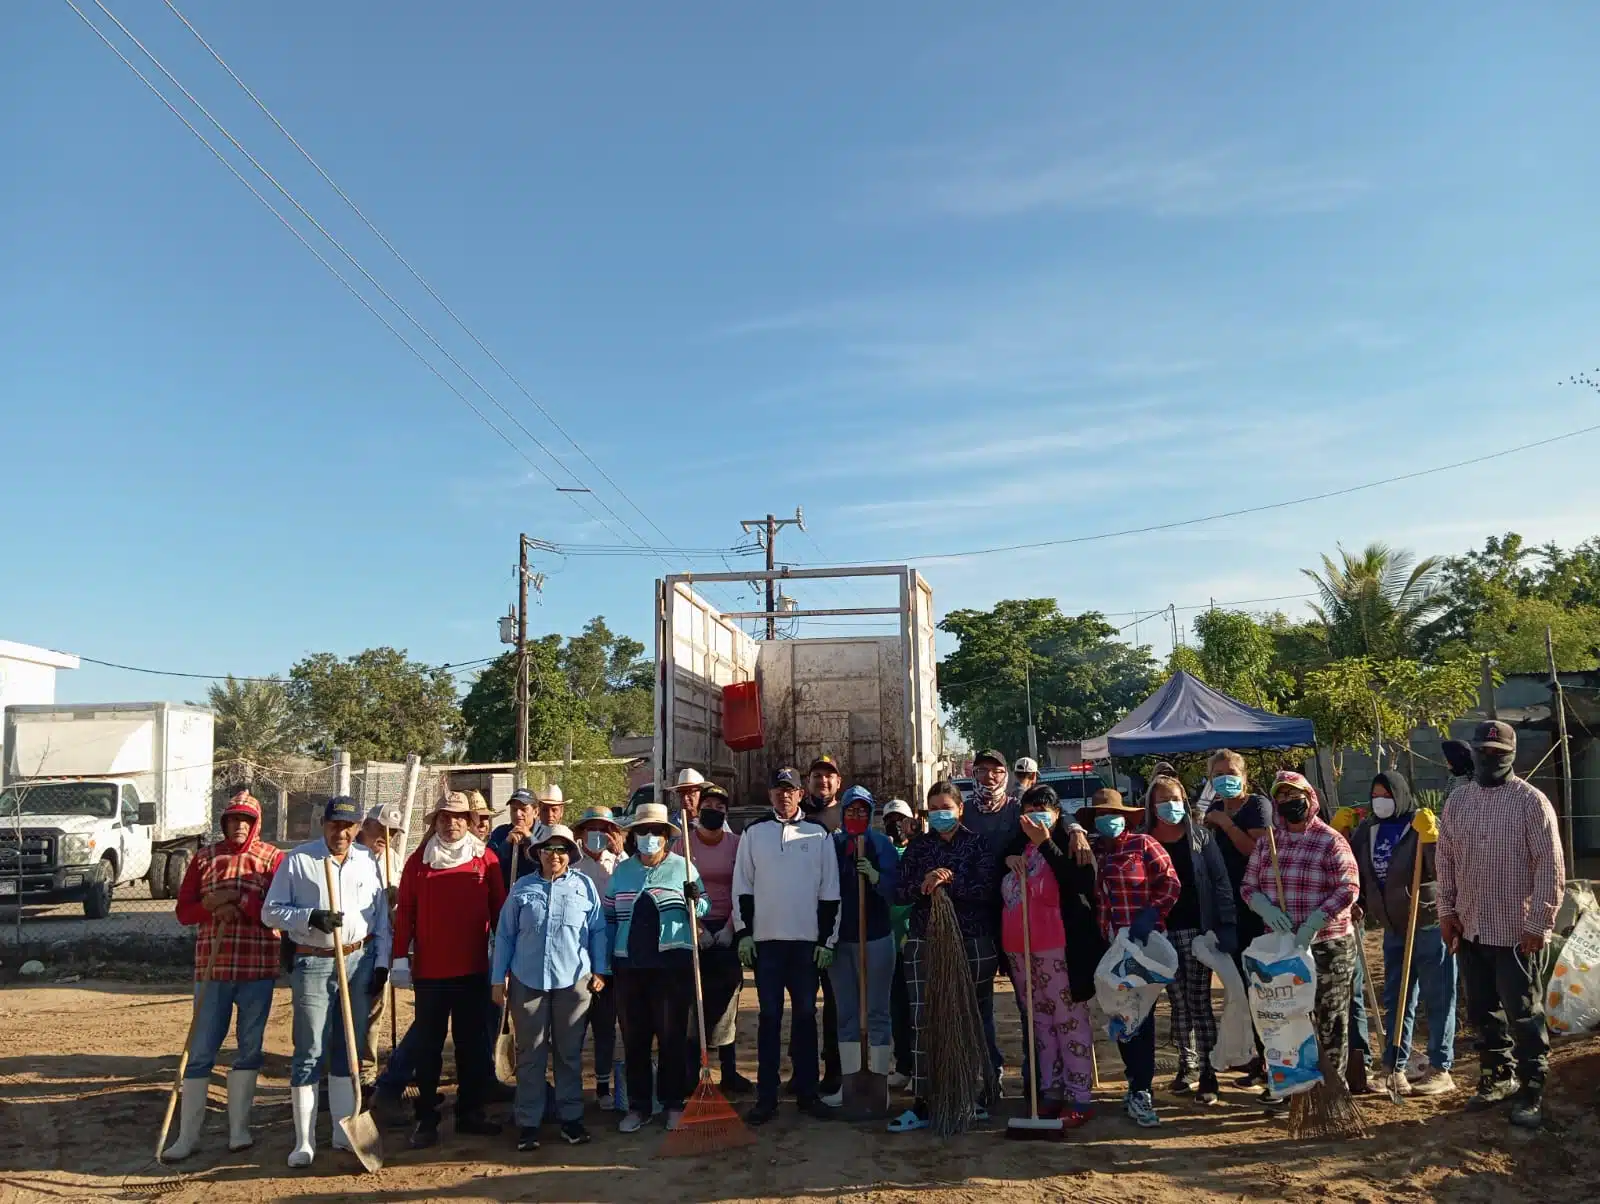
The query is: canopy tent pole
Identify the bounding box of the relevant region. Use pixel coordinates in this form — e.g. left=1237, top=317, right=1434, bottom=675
left=1311, top=741, right=1334, bottom=808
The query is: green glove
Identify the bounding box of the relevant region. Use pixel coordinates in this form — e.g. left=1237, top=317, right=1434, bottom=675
left=1294, top=908, right=1329, bottom=949
left=857, top=855, right=879, bottom=885
left=814, top=944, right=835, bottom=970
left=1248, top=892, right=1294, bottom=934
left=738, top=936, right=757, bottom=967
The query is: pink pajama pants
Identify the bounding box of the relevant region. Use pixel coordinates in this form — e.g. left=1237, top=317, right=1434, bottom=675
left=1007, top=950, right=1094, bottom=1105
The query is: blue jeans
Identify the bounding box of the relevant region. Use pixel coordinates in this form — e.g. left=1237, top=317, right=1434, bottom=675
left=827, top=935, right=897, bottom=1047
left=1381, top=925, right=1458, bottom=1071
left=376, top=1021, right=419, bottom=1092
left=185, top=977, right=275, bottom=1079
left=755, top=940, right=819, bottom=1109
left=289, top=946, right=375, bottom=1086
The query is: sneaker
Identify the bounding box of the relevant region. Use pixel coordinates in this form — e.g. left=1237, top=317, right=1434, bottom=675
left=617, top=1110, right=647, bottom=1134
left=561, top=1120, right=592, bottom=1145
left=819, top=1088, right=844, bottom=1108
left=456, top=1113, right=503, bottom=1137
left=1234, top=1059, right=1266, bottom=1089
left=664, top=1109, right=685, bottom=1132
left=1410, top=1068, right=1456, bottom=1097
left=746, top=1103, right=778, bottom=1126
left=1259, top=1086, right=1287, bottom=1112
left=1169, top=1068, right=1196, bottom=1095
left=887, top=1071, right=911, bottom=1090
left=407, top=1120, right=440, bottom=1149
left=1466, top=1072, right=1521, bottom=1112
left=516, top=1125, right=540, bottom=1152
left=1509, top=1084, right=1544, bottom=1129
left=796, top=1095, right=836, bottom=1121
left=1386, top=1067, right=1414, bottom=1096
left=1060, top=1105, right=1093, bottom=1130
left=1126, top=1090, right=1161, bottom=1128
left=1195, top=1071, right=1220, bottom=1106
left=720, top=1070, right=756, bottom=1097
left=596, top=1082, right=617, bottom=1112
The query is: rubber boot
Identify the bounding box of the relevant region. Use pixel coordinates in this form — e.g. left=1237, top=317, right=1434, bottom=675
left=824, top=1045, right=858, bottom=1107
left=869, top=1045, right=893, bottom=1076
left=328, top=1077, right=356, bottom=1151
left=226, top=1068, right=258, bottom=1151
left=162, top=1078, right=208, bottom=1162
left=287, top=1085, right=316, bottom=1168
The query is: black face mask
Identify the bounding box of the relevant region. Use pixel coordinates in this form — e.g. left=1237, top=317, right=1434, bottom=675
left=1277, top=796, right=1311, bottom=824
left=1475, top=752, right=1515, bottom=787
left=884, top=820, right=906, bottom=846
left=698, top=808, right=727, bottom=831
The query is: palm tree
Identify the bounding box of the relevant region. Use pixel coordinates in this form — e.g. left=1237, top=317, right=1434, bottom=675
left=1302, top=543, right=1446, bottom=659
left=208, top=676, right=299, bottom=780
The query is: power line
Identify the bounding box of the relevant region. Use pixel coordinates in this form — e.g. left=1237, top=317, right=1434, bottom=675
left=71, top=654, right=498, bottom=683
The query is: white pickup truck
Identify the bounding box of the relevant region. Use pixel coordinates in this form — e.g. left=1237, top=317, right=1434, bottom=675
left=1, top=702, right=213, bottom=917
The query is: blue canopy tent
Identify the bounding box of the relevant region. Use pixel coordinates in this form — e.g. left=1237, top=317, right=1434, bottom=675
left=1081, top=671, right=1314, bottom=759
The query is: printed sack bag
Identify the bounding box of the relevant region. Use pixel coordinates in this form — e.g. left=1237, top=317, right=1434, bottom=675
left=1242, top=931, right=1322, bottom=1097
left=1094, top=929, right=1178, bottom=1042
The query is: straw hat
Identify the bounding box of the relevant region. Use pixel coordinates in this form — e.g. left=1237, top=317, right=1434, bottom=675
left=534, top=783, right=565, bottom=806
left=626, top=802, right=679, bottom=832
left=429, top=791, right=472, bottom=817
left=533, top=823, right=580, bottom=856
left=673, top=768, right=706, bottom=791
left=574, top=806, right=620, bottom=830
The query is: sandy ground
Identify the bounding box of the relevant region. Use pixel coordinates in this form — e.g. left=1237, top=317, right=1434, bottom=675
left=2, top=955, right=1598, bottom=1204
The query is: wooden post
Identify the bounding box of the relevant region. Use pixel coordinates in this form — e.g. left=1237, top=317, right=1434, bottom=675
left=335, top=749, right=351, bottom=798
left=1546, top=628, right=1577, bottom=879
left=397, top=754, right=422, bottom=861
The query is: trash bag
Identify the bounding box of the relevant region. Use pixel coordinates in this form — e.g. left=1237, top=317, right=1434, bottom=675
left=1548, top=909, right=1600, bottom=1036
left=1242, top=931, right=1322, bottom=1098
left=1193, top=931, right=1255, bottom=1072
left=1094, top=929, right=1178, bottom=1043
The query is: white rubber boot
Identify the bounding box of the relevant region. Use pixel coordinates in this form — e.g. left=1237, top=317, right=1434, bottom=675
left=161, top=1078, right=208, bottom=1161
left=824, top=1045, right=859, bottom=1107
left=286, top=1085, right=316, bottom=1168
left=226, top=1068, right=257, bottom=1151
left=328, top=1077, right=356, bottom=1151
left=869, top=1045, right=894, bottom=1076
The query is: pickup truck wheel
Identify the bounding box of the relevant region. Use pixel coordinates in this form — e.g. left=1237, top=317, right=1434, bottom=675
left=147, top=851, right=170, bottom=900
left=164, top=849, right=191, bottom=899
left=83, top=858, right=115, bottom=919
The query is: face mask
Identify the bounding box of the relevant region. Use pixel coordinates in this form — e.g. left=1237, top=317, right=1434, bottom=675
left=1475, top=752, right=1515, bottom=787
left=698, top=809, right=726, bottom=831
left=1025, top=811, right=1054, bottom=830
left=884, top=819, right=906, bottom=844
left=1095, top=815, right=1125, bottom=839
left=636, top=834, right=665, bottom=856
left=585, top=831, right=609, bottom=853
left=1212, top=774, right=1244, bottom=799
left=843, top=812, right=870, bottom=837
left=1155, top=801, right=1187, bottom=826
left=1277, top=796, right=1310, bottom=824
left=928, top=809, right=958, bottom=833
left=1371, top=797, right=1396, bottom=820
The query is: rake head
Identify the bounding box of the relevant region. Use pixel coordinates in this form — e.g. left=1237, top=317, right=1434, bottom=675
left=657, top=1073, right=756, bottom=1158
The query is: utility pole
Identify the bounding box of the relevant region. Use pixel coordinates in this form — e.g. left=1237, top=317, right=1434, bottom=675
left=1546, top=627, right=1577, bottom=878
left=511, top=535, right=547, bottom=789
left=1023, top=657, right=1038, bottom=762
left=740, top=507, right=804, bottom=639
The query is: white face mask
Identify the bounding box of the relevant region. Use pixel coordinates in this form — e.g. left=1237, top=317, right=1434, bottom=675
left=1371, top=797, right=1397, bottom=819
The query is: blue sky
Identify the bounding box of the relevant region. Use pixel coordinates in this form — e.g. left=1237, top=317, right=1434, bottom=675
left=4, top=2, right=1600, bottom=705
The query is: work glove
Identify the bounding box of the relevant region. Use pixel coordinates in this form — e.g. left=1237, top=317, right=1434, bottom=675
left=814, top=944, right=835, bottom=970
left=697, top=924, right=714, bottom=950
left=1247, top=893, right=1294, bottom=934
left=1294, top=908, right=1329, bottom=950
left=1330, top=806, right=1363, bottom=837
left=370, top=967, right=389, bottom=995
left=1128, top=907, right=1160, bottom=944
left=738, top=936, right=757, bottom=968
left=390, top=957, right=412, bottom=990
left=307, top=908, right=343, bottom=935
left=1412, top=808, right=1440, bottom=845
left=857, top=855, right=880, bottom=885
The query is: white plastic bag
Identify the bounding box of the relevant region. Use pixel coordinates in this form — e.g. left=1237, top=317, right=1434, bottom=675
left=1548, top=910, right=1600, bottom=1036
left=1094, top=929, right=1178, bottom=1043
left=1193, top=931, right=1255, bottom=1072
left=389, top=956, right=412, bottom=990
left=1242, top=931, right=1322, bottom=1097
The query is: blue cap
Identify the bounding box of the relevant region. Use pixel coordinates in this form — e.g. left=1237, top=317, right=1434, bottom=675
left=323, top=795, right=362, bottom=824
left=510, top=788, right=536, bottom=805
left=840, top=785, right=875, bottom=811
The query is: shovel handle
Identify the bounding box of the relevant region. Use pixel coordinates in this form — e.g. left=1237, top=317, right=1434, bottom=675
left=1386, top=843, right=1427, bottom=1072
left=156, top=931, right=223, bottom=1162
left=324, top=857, right=366, bottom=1118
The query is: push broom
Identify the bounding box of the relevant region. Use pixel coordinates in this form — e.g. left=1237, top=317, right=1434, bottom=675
left=1007, top=862, right=1062, bottom=1139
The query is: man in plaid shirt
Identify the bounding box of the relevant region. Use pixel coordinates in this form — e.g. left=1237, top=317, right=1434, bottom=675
left=165, top=790, right=284, bottom=1160
left=1437, top=721, right=1565, bottom=1128
left=1241, top=772, right=1361, bottom=1088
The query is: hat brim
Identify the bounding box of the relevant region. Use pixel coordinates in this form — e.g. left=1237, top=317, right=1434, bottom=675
left=1473, top=741, right=1514, bottom=753
left=1088, top=800, right=1145, bottom=816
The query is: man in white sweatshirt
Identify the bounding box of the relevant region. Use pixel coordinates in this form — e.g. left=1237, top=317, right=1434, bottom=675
left=733, top=766, right=841, bottom=1125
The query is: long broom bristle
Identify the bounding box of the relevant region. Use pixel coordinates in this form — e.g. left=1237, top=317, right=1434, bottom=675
left=1286, top=1046, right=1367, bottom=1141
left=657, top=1073, right=756, bottom=1158
left=926, top=890, right=996, bottom=1137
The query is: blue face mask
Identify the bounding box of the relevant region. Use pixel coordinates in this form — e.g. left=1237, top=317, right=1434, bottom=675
left=636, top=833, right=665, bottom=855
left=1155, top=801, right=1187, bottom=826
left=1095, top=815, right=1125, bottom=839
left=1025, top=811, right=1054, bottom=829
left=1212, top=774, right=1244, bottom=799
left=928, top=809, right=958, bottom=833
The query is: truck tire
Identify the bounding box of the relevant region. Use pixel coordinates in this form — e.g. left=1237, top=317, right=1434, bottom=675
left=83, top=858, right=115, bottom=919
left=164, top=848, right=191, bottom=900
left=147, top=851, right=170, bottom=900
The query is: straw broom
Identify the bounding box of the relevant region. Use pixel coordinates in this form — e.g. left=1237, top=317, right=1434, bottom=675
left=925, top=888, right=994, bottom=1137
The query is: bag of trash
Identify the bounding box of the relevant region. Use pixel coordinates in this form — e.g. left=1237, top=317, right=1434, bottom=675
left=1242, top=931, right=1322, bottom=1097
left=1094, top=929, right=1178, bottom=1042
left=1548, top=909, right=1600, bottom=1036
left=1193, top=931, right=1255, bottom=1072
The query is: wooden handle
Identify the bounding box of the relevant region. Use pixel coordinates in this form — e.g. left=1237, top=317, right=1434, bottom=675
left=1387, top=843, right=1427, bottom=1066
left=324, top=856, right=366, bottom=1115
left=156, top=927, right=224, bottom=1162
left=1019, top=861, right=1040, bottom=1122
left=857, top=854, right=869, bottom=1064
left=1265, top=823, right=1287, bottom=912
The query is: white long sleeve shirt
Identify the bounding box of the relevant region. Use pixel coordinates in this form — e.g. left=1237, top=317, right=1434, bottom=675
left=263, top=838, right=392, bottom=968
left=731, top=815, right=841, bottom=945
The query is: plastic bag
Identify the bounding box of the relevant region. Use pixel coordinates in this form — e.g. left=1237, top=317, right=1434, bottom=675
left=1094, top=929, right=1178, bottom=1043
left=1548, top=910, right=1600, bottom=1036
left=1193, top=931, right=1255, bottom=1072
left=389, top=956, right=412, bottom=990
left=1242, top=931, right=1321, bottom=1097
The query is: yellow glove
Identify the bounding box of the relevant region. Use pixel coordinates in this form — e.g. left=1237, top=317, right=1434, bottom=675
left=1411, top=807, right=1439, bottom=845
left=1331, top=805, right=1363, bottom=836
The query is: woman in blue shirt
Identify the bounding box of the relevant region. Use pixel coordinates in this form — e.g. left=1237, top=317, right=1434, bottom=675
left=493, top=824, right=609, bottom=1153
left=603, top=803, right=708, bottom=1135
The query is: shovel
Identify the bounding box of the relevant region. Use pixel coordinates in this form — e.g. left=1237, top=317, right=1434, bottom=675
left=155, top=932, right=222, bottom=1162
left=842, top=842, right=890, bottom=1120
left=1385, top=839, right=1428, bottom=1104
left=323, top=857, right=383, bottom=1173
left=494, top=841, right=520, bottom=1083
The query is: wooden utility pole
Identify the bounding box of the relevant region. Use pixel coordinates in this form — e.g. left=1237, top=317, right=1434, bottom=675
left=334, top=749, right=351, bottom=798
left=517, top=534, right=531, bottom=789
left=1480, top=654, right=1499, bottom=720
left=740, top=507, right=804, bottom=639
left=1545, top=627, right=1577, bottom=878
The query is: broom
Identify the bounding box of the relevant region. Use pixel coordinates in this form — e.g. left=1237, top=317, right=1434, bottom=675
left=1265, top=824, right=1365, bottom=1141
left=659, top=828, right=755, bottom=1157
left=1006, top=858, right=1062, bottom=1139
left=925, top=888, right=995, bottom=1137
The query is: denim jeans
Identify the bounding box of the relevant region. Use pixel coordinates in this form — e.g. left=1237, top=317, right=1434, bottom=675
left=827, top=935, right=897, bottom=1047
left=376, top=1020, right=419, bottom=1092
left=755, top=940, right=819, bottom=1109
left=1381, top=925, right=1458, bottom=1071
left=1118, top=1011, right=1157, bottom=1093
left=289, top=946, right=374, bottom=1086
left=185, top=977, right=275, bottom=1079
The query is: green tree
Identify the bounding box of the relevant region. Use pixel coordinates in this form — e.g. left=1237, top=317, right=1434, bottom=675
left=288, top=647, right=461, bottom=762
left=459, top=640, right=588, bottom=762
left=209, top=675, right=298, bottom=779
left=1472, top=596, right=1600, bottom=673
left=1432, top=532, right=1600, bottom=669
left=939, top=599, right=1157, bottom=754
left=1377, top=653, right=1482, bottom=779
left=1304, top=543, right=1446, bottom=659
left=1296, top=657, right=1407, bottom=786
left=560, top=616, right=653, bottom=740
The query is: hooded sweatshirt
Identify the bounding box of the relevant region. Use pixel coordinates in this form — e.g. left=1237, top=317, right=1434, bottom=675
left=175, top=798, right=285, bottom=980
left=1239, top=784, right=1360, bottom=942
left=1352, top=770, right=1439, bottom=935
left=832, top=798, right=900, bottom=943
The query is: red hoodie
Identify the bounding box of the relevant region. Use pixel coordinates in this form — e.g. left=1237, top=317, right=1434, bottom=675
left=393, top=839, right=506, bottom=980
left=175, top=798, right=284, bottom=981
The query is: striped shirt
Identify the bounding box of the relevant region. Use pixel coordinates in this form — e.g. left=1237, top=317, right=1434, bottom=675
left=1240, top=816, right=1360, bottom=943
left=1436, top=777, right=1566, bottom=945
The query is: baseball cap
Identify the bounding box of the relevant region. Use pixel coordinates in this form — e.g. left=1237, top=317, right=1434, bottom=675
left=700, top=783, right=730, bottom=803
left=323, top=795, right=362, bottom=824
left=510, top=788, right=535, bottom=806
left=771, top=767, right=803, bottom=789
left=882, top=800, right=914, bottom=821
left=1473, top=720, right=1516, bottom=752
left=365, top=803, right=404, bottom=829
left=1013, top=757, right=1039, bottom=775
left=808, top=755, right=842, bottom=775
left=973, top=749, right=1007, bottom=768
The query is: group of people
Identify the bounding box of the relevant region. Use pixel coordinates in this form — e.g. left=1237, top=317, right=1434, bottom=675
left=160, top=720, right=1568, bottom=1165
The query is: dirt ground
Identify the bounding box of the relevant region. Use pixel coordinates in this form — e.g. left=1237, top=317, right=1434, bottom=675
left=2, top=960, right=1598, bottom=1204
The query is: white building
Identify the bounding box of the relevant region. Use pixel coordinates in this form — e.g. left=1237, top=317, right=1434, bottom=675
left=0, top=640, right=79, bottom=766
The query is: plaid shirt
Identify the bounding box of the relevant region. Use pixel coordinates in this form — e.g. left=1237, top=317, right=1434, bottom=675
left=174, top=802, right=284, bottom=982
left=1240, top=814, right=1359, bottom=942
left=1093, top=832, right=1180, bottom=941
left=896, top=826, right=997, bottom=941
left=1437, top=776, right=1566, bottom=944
